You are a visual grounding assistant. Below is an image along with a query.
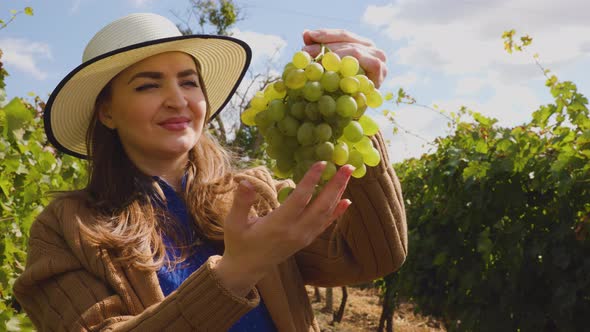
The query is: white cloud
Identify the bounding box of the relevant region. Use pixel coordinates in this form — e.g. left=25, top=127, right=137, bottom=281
left=455, top=76, right=488, bottom=95
left=230, top=29, right=287, bottom=66
left=361, top=0, right=587, bottom=161
left=389, top=71, right=418, bottom=87
left=363, top=0, right=590, bottom=80
left=70, top=0, right=82, bottom=14
left=129, top=0, right=153, bottom=7
left=0, top=38, right=52, bottom=80
left=435, top=82, right=541, bottom=129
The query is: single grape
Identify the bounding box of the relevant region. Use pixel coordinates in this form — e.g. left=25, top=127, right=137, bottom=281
left=285, top=69, right=307, bottom=90
left=268, top=99, right=286, bottom=122
left=266, top=144, right=283, bottom=159
left=318, top=95, right=336, bottom=118
left=320, top=71, right=340, bottom=92
left=332, top=142, right=349, bottom=165
left=277, top=186, right=294, bottom=203
left=304, top=102, right=321, bottom=122
left=355, top=75, right=372, bottom=94
left=297, top=122, right=316, bottom=146
left=351, top=163, right=367, bottom=178
left=290, top=101, right=307, bottom=120
left=353, top=92, right=367, bottom=111
left=363, top=146, right=381, bottom=167
left=302, top=81, right=323, bottom=102
left=352, top=92, right=368, bottom=119
left=335, top=115, right=352, bottom=130
left=264, top=82, right=284, bottom=101
left=314, top=123, right=333, bottom=142
left=366, top=89, right=384, bottom=108
left=340, top=56, right=360, bottom=77
left=250, top=91, right=268, bottom=111
left=315, top=141, right=334, bottom=161
left=287, top=87, right=303, bottom=99
left=339, top=76, right=360, bottom=94
left=276, top=156, right=296, bottom=173
left=273, top=80, right=286, bottom=93
left=343, top=121, right=364, bottom=142
left=240, top=107, right=258, bottom=126
left=294, top=146, right=315, bottom=163
left=321, top=161, right=337, bottom=181
left=293, top=50, right=312, bottom=69
left=304, top=62, right=324, bottom=81
left=347, top=149, right=364, bottom=168
left=284, top=136, right=300, bottom=150
left=282, top=62, right=296, bottom=81
left=354, top=135, right=373, bottom=153
left=277, top=115, right=300, bottom=137
left=336, top=95, right=357, bottom=117
left=322, top=52, right=341, bottom=72
left=265, top=126, right=285, bottom=147
left=358, top=115, right=379, bottom=136
left=273, top=164, right=291, bottom=179
left=254, top=109, right=273, bottom=128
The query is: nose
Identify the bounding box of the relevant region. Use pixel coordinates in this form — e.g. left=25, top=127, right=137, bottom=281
left=163, top=85, right=189, bottom=109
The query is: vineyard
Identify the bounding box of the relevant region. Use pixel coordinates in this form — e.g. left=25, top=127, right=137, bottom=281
left=1, top=5, right=590, bottom=332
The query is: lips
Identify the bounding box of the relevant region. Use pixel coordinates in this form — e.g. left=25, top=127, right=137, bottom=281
left=158, top=117, right=191, bottom=131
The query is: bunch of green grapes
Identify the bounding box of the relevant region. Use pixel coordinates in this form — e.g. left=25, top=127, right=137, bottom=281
left=241, top=49, right=382, bottom=202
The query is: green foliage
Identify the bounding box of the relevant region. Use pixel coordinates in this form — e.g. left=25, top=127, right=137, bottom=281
left=0, top=55, right=87, bottom=330
left=390, top=55, right=590, bottom=330
left=188, top=0, right=241, bottom=36
left=0, top=7, right=33, bottom=31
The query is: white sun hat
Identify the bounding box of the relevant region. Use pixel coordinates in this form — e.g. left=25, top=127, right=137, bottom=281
left=44, top=12, right=251, bottom=158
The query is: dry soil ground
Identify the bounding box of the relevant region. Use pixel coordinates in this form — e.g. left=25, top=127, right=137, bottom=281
left=306, top=286, right=446, bottom=332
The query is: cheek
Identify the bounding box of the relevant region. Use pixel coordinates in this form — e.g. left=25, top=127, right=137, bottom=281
left=192, top=99, right=208, bottom=123
left=124, top=97, right=158, bottom=121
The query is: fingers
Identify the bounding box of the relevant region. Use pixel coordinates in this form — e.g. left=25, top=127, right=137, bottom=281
left=303, top=29, right=374, bottom=47
left=277, top=161, right=326, bottom=217
left=303, top=42, right=386, bottom=62
left=329, top=46, right=388, bottom=88
left=225, top=180, right=257, bottom=231
left=303, top=35, right=387, bottom=88
left=304, top=165, right=354, bottom=222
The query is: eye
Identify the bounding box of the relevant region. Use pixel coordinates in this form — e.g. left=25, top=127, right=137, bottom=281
left=181, top=80, right=199, bottom=88
left=135, top=83, right=159, bottom=92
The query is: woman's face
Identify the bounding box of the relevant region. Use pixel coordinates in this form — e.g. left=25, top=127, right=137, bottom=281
left=99, top=51, right=207, bottom=163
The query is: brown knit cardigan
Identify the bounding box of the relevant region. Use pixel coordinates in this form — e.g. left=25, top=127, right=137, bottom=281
left=13, top=131, right=407, bottom=331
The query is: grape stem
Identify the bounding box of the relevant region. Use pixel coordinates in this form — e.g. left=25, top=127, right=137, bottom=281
left=314, top=44, right=331, bottom=62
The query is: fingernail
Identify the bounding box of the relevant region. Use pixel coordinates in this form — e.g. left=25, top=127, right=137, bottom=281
left=315, top=161, right=327, bottom=171
left=307, top=30, right=320, bottom=38
left=344, top=164, right=355, bottom=175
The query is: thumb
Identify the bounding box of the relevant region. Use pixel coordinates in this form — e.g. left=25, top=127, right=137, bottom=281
left=226, top=180, right=257, bottom=230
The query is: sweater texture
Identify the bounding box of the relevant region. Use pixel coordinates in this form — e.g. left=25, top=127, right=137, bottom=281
left=13, top=131, right=408, bottom=331
left=155, top=177, right=276, bottom=331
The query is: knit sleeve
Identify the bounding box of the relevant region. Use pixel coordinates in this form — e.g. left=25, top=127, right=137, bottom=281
left=13, top=204, right=260, bottom=332
left=293, top=130, right=408, bottom=287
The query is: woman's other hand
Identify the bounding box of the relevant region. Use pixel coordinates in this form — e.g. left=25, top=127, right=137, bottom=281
left=215, top=162, right=354, bottom=296
left=302, top=29, right=388, bottom=88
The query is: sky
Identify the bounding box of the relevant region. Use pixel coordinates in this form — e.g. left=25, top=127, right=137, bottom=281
left=0, top=0, right=589, bottom=163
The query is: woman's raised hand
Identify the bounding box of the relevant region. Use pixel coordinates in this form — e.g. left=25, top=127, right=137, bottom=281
left=301, top=28, right=388, bottom=88
left=214, top=162, right=354, bottom=296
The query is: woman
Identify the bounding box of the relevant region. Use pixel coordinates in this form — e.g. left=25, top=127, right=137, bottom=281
left=13, top=13, right=407, bottom=331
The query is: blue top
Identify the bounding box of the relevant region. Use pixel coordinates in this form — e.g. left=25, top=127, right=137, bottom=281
left=154, top=177, right=277, bottom=331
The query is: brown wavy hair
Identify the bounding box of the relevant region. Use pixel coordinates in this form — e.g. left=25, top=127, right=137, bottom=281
left=77, top=67, right=237, bottom=271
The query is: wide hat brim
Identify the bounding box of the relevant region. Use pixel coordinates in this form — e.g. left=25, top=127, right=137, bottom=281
left=44, top=34, right=251, bottom=159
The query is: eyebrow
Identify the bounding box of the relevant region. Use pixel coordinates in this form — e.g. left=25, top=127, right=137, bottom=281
left=127, top=69, right=199, bottom=84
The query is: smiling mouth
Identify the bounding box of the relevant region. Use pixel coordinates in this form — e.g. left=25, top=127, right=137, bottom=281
left=158, top=118, right=191, bottom=131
